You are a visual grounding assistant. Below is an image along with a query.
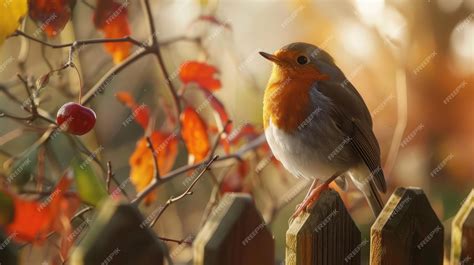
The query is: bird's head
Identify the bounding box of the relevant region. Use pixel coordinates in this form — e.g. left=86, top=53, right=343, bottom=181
left=260, top=42, right=344, bottom=82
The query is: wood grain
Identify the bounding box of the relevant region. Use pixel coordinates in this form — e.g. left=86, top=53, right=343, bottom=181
left=193, top=193, right=274, bottom=265
left=370, top=187, right=444, bottom=265
left=70, top=199, right=165, bottom=265
left=450, top=189, right=474, bottom=265
left=286, top=189, right=361, bottom=265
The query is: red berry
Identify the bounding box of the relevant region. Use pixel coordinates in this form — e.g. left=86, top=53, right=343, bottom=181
left=56, top=102, right=96, bottom=135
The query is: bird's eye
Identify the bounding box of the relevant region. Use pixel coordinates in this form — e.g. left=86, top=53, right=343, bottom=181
left=296, top=55, right=309, bottom=65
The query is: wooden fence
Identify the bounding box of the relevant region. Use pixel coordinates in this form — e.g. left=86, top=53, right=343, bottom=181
left=193, top=188, right=474, bottom=265
left=69, top=188, right=473, bottom=264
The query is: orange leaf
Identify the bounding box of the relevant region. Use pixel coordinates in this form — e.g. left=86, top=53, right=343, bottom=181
left=28, top=0, right=74, bottom=37
left=3, top=172, right=80, bottom=243
left=179, top=61, right=221, bottom=91
left=115, top=91, right=150, bottom=130
left=181, top=107, right=210, bottom=162
left=93, top=0, right=131, bottom=63
left=129, top=131, right=178, bottom=203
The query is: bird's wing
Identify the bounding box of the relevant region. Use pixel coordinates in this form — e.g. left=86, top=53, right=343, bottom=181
left=315, top=81, right=387, bottom=193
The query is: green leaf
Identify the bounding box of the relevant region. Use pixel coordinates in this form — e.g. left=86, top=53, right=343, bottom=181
left=72, top=158, right=108, bottom=206
left=0, top=191, right=14, bottom=226
left=7, top=149, right=37, bottom=187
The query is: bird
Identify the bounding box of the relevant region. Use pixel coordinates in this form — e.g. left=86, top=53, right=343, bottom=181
left=260, top=42, right=386, bottom=218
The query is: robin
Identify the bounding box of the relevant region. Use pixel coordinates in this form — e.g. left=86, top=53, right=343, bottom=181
left=260, top=42, right=386, bottom=218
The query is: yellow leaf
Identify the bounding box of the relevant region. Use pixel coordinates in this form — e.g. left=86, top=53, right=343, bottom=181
left=0, top=0, right=28, bottom=46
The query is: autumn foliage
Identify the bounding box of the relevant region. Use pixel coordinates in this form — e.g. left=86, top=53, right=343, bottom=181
left=181, top=107, right=210, bottom=162
left=179, top=61, right=222, bottom=91
left=1, top=172, right=80, bottom=243
left=28, top=0, right=75, bottom=37
left=93, top=0, right=131, bottom=63
left=0, top=1, right=274, bottom=264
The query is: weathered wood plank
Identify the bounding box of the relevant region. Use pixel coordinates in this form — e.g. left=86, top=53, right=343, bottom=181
left=371, top=187, right=443, bottom=265
left=193, top=193, right=274, bottom=265
left=70, top=199, right=165, bottom=265
left=286, top=189, right=361, bottom=265
left=451, top=189, right=474, bottom=265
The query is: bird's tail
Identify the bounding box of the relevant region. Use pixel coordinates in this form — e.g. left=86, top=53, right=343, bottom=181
left=363, top=180, right=384, bottom=217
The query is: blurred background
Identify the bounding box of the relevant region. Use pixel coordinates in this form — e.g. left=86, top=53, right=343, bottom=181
left=0, top=0, right=473, bottom=264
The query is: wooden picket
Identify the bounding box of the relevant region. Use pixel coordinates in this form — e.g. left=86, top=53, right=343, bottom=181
left=70, top=199, right=165, bottom=265
left=450, top=189, right=474, bottom=265
left=193, top=193, right=274, bottom=265
left=286, top=189, right=361, bottom=265
left=193, top=188, right=474, bottom=265
left=370, top=187, right=444, bottom=265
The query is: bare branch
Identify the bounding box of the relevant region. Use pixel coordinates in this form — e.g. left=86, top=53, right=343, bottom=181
left=148, top=155, right=219, bottom=228
left=146, top=136, right=160, bottom=180
left=158, top=236, right=193, bottom=245
left=13, top=30, right=144, bottom=49
left=106, top=161, right=113, bottom=192
left=141, top=0, right=182, bottom=122
left=131, top=135, right=266, bottom=206
left=81, top=49, right=151, bottom=105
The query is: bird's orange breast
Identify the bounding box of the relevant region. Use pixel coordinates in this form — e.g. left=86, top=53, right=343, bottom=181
left=263, top=77, right=315, bottom=133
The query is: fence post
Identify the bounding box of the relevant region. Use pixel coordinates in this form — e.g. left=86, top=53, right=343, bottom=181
left=193, top=193, right=274, bottom=265
left=370, top=187, right=443, bottom=265
left=70, top=199, right=165, bottom=265
left=450, top=189, right=474, bottom=265
left=286, top=189, right=361, bottom=265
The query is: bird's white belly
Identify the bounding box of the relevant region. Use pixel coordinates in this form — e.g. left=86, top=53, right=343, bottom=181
left=265, top=120, right=336, bottom=180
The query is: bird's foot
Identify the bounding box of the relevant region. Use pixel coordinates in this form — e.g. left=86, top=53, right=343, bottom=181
left=292, top=182, right=330, bottom=218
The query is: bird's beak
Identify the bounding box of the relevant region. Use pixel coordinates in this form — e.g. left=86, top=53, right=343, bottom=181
left=259, top=52, right=282, bottom=64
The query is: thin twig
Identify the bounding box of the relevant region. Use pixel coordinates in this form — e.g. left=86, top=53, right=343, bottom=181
left=0, top=84, right=23, bottom=105
left=148, top=155, right=218, bottom=228
left=141, top=0, right=159, bottom=48
left=17, top=74, right=37, bottom=116
left=208, top=120, right=232, bottom=159
left=106, top=161, right=113, bottom=192
left=81, top=49, right=151, bottom=105
left=157, top=236, right=192, bottom=245
left=71, top=207, right=93, bottom=222
left=159, top=36, right=201, bottom=46
left=13, top=30, right=144, bottom=49
left=131, top=135, right=265, bottom=206
left=146, top=136, right=160, bottom=180
left=0, top=111, right=33, bottom=121
left=141, top=0, right=182, bottom=121
left=198, top=163, right=235, bottom=228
